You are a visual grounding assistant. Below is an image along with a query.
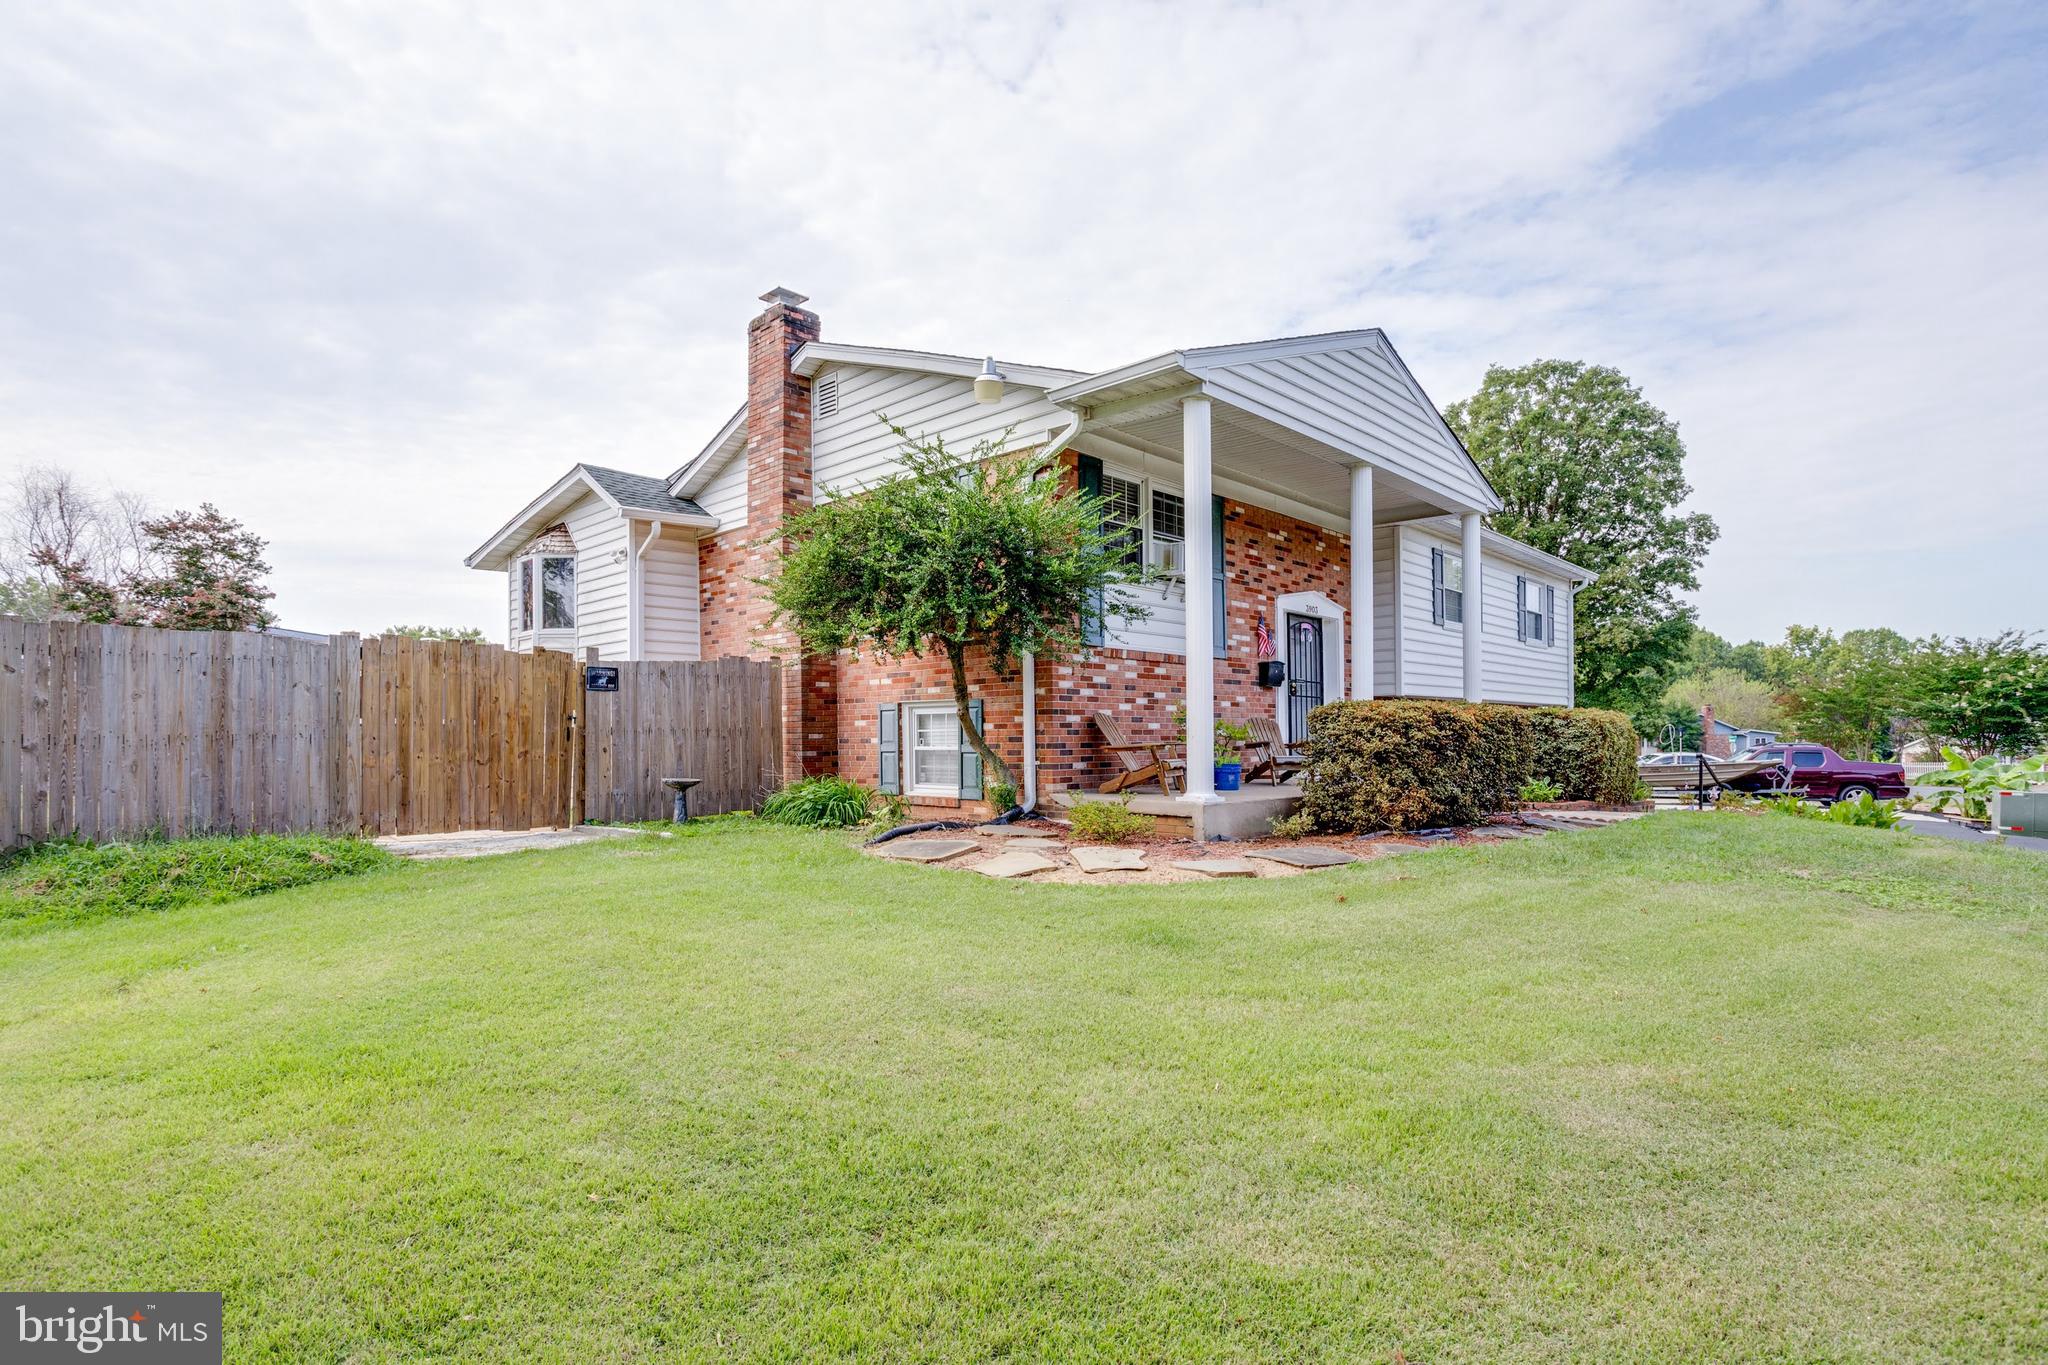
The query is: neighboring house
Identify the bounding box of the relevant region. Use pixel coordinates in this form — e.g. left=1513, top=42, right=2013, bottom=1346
left=467, top=287, right=1595, bottom=823
left=1699, top=705, right=1780, bottom=758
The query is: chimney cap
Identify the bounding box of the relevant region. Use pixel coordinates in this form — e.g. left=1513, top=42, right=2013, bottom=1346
left=758, top=286, right=810, bottom=309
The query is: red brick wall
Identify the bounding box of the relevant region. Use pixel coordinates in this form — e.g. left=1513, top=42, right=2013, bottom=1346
left=820, top=489, right=1361, bottom=803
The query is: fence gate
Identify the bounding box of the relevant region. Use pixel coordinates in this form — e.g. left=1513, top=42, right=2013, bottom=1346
left=357, top=635, right=580, bottom=836
left=580, top=656, right=782, bottom=822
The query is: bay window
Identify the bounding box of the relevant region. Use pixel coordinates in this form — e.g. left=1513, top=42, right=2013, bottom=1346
left=515, top=554, right=576, bottom=633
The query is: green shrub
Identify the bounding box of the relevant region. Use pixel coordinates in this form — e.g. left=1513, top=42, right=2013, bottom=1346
left=1517, top=777, right=1564, bottom=804
left=759, top=776, right=875, bottom=829
left=1301, top=700, right=1533, bottom=831
left=1065, top=795, right=1155, bottom=844
left=0, top=833, right=391, bottom=929
left=985, top=779, right=1018, bottom=814
left=1526, top=706, right=1639, bottom=803
left=1822, top=793, right=1907, bottom=829
left=1267, top=811, right=1317, bottom=839
left=1761, top=794, right=1819, bottom=819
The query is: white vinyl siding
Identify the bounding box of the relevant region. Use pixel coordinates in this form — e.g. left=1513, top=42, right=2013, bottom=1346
left=809, top=364, right=1064, bottom=499
left=695, top=453, right=748, bottom=530
left=1395, top=526, right=1466, bottom=698
left=1372, top=525, right=1397, bottom=696
left=1098, top=461, right=1192, bottom=656
left=1481, top=563, right=1572, bottom=704
left=637, top=523, right=702, bottom=661
left=1393, top=524, right=1573, bottom=704
left=562, top=494, right=629, bottom=659
left=1195, top=337, right=1496, bottom=514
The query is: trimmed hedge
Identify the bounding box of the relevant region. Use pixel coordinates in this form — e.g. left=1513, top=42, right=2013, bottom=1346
left=1301, top=700, right=1533, bottom=831
left=1527, top=706, right=1639, bottom=803
left=1299, top=700, right=1640, bottom=831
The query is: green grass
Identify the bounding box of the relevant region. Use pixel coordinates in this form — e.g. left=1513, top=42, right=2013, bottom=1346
left=1, top=814, right=2042, bottom=1361
left=0, top=832, right=393, bottom=930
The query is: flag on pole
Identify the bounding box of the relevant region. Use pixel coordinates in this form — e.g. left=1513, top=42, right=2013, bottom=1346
left=1255, top=613, right=1275, bottom=659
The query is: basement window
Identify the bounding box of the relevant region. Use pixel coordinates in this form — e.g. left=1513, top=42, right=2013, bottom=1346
left=908, top=704, right=962, bottom=797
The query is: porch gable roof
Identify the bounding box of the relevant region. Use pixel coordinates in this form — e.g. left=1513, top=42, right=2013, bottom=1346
left=465, top=464, right=713, bottom=571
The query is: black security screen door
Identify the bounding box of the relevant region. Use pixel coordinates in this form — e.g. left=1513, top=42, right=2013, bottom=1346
left=1286, top=614, right=1324, bottom=741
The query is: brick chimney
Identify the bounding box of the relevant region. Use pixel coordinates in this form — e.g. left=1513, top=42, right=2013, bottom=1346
left=741, top=287, right=833, bottom=781
left=1700, top=704, right=1732, bottom=758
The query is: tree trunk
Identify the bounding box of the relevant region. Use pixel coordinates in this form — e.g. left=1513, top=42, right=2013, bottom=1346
left=946, top=642, right=1012, bottom=795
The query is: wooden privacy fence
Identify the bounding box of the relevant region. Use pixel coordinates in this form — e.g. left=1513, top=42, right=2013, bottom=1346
left=0, top=618, right=783, bottom=848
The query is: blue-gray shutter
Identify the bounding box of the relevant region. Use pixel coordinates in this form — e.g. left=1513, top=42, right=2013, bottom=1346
left=877, top=706, right=899, bottom=794
left=1543, top=584, right=1556, bottom=646
left=959, top=699, right=984, bottom=800
left=1078, top=455, right=1105, bottom=647
left=1516, top=574, right=1528, bottom=642
left=1430, top=546, right=1445, bottom=626
left=1211, top=495, right=1227, bottom=659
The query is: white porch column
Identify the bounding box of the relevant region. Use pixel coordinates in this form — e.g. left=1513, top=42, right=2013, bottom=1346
left=1461, top=510, right=1484, bottom=702
left=1348, top=464, right=1373, bottom=700
left=1181, top=395, right=1218, bottom=803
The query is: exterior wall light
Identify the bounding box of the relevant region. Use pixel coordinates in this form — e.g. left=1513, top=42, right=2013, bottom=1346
left=973, top=356, right=1006, bottom=404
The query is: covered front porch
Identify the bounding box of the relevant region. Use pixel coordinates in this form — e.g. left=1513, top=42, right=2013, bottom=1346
left=1048, top=329, right=1501, bottom=820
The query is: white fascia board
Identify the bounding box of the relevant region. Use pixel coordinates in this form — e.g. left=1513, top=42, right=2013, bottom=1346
left=465, top=467, right=608, bottom=571
left=1368, top=332, right=1506, bottom=513
left=666, top=404, right=747, bottom=492
left=1047, top=352, right=1191, bottom=406
left=791, top=342, right=1084, bottom=390
left=1179, top=327, right=1388, bottom=369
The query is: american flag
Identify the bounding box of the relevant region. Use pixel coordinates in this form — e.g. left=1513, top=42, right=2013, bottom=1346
left=1255, top=613, right=1274, bottom=659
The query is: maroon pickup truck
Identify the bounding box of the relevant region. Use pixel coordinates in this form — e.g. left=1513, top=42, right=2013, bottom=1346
left=1731, top=744, right=1911, bottom=802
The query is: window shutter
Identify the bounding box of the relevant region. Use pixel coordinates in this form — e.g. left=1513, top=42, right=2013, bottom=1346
left=959, top=699, right=984, bottom=800
left=1430, top=546, right=1445, bottom=626
left=1543, top=584, right=1556, bottom=646
left=877, top=706, right=899, bottom=794
left=1516, top=575, right=1528, bottom=642
left=1078, top=455, right=1105, bottom=647
left=1211, top=495, right=1227, bottom=660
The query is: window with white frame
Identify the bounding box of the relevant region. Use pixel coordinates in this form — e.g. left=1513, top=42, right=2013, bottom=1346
left=1101, top=469, right=1187, bottom=577
left=1521, top=577, right=1545, bottom=641
left=1436, top=552, right=1464, bottom=625
left=907, top=704, right=961, bottom=796
left=515, top=554, right=577, bottom=632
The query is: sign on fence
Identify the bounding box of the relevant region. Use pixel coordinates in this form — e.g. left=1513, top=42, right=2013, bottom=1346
left=0, top=619, right=782, bottom=847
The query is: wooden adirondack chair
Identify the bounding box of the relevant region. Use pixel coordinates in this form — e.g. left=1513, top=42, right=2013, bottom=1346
left=1093, top=712, right=1184, bottom=796
left=1244, top=714, right=1306, bottom=785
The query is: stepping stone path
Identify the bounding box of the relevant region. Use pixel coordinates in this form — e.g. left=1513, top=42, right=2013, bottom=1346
left=972, top=850, right=1058, bottom=878
left=1172, top=858, right=1257, bottom=878
left=999, top=837, right=1064, bottom=850
left=878, top=838, right=978, bottom=863
left=1072, top=846, right=1146, bottom=873
left=1246, top=846, right=1357, bottom=868
left=976, top=824, right=1059, bottom=838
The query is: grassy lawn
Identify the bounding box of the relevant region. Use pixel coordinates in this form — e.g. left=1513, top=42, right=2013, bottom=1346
left=1, top=815, right=2043, bottom=1361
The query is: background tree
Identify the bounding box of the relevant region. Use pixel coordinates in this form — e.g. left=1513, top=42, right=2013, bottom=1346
left=0, top=466, right=153, bottom=621
left=39, top=502, right=275, bottom=631
left=1445, top=361, right=1718, bottom=721
left=383, top=624, right=486, bottom=642
left=765, top=428, right=1144, bottom=791
left=1682, top=627, right=1769, bottom=681
left=1765, top=625, right=1916, bottom=758
left=1908, top=632, right=2048, bottom=757
left=1662, top=667, right=1783, bottom=732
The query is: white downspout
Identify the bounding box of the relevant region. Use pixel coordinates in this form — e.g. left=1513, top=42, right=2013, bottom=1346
left=630, top=520, right=664, bottom=662
left=1017, top=410, right=1083, bottom=816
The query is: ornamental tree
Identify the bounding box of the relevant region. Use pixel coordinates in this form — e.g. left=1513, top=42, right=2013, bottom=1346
left=763, top=427, right=1145, bottom=792
left=36, top=502, right=275, bottom=631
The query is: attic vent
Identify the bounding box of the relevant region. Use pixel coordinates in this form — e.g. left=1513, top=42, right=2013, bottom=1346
left=813, top=374, right=840, bottom=418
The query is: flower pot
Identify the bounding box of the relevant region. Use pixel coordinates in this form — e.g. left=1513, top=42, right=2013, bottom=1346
left=1215, top=762, right=1242, bottom=792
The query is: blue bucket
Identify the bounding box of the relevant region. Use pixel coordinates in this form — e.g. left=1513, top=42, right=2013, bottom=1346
left=1215, top=763, right=1242, bottom=792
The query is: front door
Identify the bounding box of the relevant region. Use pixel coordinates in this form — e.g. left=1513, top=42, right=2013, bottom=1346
left=1286, top=613, right=1324, bottom=742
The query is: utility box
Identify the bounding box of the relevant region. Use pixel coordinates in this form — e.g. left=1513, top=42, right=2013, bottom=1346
left=1990, top=789, right=2048, bottom=839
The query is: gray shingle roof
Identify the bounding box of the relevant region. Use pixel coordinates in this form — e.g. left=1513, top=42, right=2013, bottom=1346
left=578, top=464, right=708, bottom=518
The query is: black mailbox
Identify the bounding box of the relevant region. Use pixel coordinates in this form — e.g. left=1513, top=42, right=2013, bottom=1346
left=1257, top=660, right=1286, bottom=688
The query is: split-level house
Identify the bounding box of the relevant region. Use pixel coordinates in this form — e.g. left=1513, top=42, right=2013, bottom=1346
left=467, top=288, right=1594, bottom=835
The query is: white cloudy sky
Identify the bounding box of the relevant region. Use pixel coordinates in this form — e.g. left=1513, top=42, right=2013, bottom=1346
left=2, top=0, right=2042, bottom=643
